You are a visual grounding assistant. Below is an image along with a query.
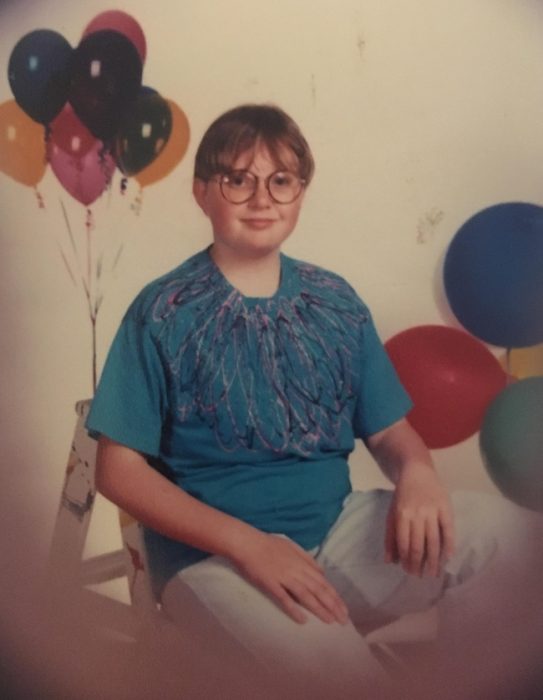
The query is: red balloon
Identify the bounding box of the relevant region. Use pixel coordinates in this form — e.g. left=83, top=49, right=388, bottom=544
left=82, top=11, right=146, bottom=62
left=49, top=103, right=95, bottom=157
left=385, top=325, right=507, bottom=449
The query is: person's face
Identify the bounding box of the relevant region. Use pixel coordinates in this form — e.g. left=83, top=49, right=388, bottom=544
left=193, top=143, right=305, bottom=259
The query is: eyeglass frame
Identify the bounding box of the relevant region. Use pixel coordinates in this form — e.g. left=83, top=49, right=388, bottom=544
left=210, top=169, right=306, bottom=205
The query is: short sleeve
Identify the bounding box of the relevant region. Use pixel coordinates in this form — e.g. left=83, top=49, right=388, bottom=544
left=353, top=312, right=413, bottom=439
left=86, top=304, right=168, bottom=457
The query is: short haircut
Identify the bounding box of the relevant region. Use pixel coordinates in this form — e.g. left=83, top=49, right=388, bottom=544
left=194, top=104, right=315, bottom=184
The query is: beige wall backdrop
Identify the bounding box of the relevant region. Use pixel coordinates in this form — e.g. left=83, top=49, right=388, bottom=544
left=2, top=0, right=543, bottom=577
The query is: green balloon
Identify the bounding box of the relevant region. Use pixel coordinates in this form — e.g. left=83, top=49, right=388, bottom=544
left=480, top=377, right=543, bottom=511
left=115, top=92, right=172, bottom=176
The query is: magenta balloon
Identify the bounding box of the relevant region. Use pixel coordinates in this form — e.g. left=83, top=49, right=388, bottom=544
left=82, top=11, right=147, bottom=62
left=48, top=139, right=115, bottom=206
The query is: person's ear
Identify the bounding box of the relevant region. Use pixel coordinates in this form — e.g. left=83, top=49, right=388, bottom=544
left=193, top=178, right=210, bottom=215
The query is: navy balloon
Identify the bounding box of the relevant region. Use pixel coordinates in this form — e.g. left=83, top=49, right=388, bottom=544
left=444, top=202, right=543, bottom=347
left=8, top=29, right=72, bottom=124
left=69, top=30, right=142, bottom=141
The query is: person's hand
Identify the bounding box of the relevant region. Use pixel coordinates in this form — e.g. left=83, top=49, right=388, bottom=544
left=385, top=463, right=455, bottom=578
left=231, top=532, right=350, bottom=625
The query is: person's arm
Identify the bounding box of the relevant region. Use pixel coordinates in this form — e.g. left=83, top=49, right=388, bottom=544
left=365, top=418, right=455, bottom=578
left=96, top=436, right=349, bottom=625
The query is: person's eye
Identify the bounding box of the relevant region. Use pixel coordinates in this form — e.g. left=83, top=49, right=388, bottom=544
left=226, top=171, right=250, bottom=188
left=272, top=172, right=296, bottom=188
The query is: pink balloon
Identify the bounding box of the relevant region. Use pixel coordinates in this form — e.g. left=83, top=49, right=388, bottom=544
left=49, top=103, right=95, bottom=157
left=48, top=139, right=116, bottom=206
left=82, top=11, right=146, bottom=62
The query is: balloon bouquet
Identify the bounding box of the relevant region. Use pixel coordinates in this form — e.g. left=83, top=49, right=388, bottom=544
left=385, top=202, right=543, bottom=511
left=1, top=11, right=190, bottom=390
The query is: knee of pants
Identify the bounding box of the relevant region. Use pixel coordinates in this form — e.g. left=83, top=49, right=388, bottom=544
left=446, top=490, right=538, bottom=582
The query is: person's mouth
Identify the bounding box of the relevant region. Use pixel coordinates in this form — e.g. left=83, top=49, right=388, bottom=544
left=241, top=218, right=277, bottom=230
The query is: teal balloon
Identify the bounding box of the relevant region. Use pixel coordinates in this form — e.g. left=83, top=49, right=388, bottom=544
left=480, top=377, right=543, bottom=511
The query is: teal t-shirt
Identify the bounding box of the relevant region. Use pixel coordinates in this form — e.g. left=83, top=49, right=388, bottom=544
left=87, top=248, right=412, bottom=597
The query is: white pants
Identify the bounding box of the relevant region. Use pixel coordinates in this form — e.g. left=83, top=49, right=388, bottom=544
left=161, top=490, right=541, bottom=698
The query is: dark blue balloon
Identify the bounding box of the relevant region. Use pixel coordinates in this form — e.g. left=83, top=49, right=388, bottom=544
left=444, top=202, right=543, bottom=348
left=8, top=29, right=72, bottom=124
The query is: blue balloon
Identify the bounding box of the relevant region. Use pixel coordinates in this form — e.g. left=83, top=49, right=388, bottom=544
left=8, top=29, right=72, bottom=124
left=444, top=202, right=543, bottom=348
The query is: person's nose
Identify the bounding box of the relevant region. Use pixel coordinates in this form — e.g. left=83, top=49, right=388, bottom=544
left=248, top=178, right=272, bottom=208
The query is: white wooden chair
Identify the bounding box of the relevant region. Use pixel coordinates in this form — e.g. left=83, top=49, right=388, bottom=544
left=48, top=400, right=159, bottom=641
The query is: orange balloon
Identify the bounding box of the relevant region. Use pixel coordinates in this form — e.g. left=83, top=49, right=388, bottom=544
left=0, top=100, right=47, bottom=186
left=134, top=99, right=190, bottom=188
left=502, top=344, right=543, bottom=380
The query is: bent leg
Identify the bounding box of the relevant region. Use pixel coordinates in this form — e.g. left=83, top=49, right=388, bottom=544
left=318, top=489, right=542, bottom=656
left=161, top=554, right=387, bottom=698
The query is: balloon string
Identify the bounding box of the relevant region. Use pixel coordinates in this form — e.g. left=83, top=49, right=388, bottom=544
left=91, top=314, right=97, bottom=395
left=130, top=187, right=143, bottom=216
left=85, top=208, right=99, bottom=395
left=53, top=199, right=77, bottom=286
left=85, top=208, right=94, bottom=300
left=59, top=199, right=99, bottom=394
left=34, top=186, right=45, bottom=209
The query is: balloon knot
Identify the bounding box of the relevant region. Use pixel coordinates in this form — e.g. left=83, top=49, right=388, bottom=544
left=85, top=207, right=95, bottom=232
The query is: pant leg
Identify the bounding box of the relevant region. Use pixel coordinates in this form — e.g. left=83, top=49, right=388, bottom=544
left=317, top=489, right=542, bottom=643
left=161, top=553, right=388, bottom=699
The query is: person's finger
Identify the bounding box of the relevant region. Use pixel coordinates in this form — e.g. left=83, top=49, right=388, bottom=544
left=395, top=511, right=411, bottom=568
left=424, top=514, right=441, bottom=577
left=267, top=581, right=308, bottom=624
left=287, top=580, right=341, bottom=625
left=299, top=572, right=350, bottom=624
left=408, top=515, right=426, bottom=576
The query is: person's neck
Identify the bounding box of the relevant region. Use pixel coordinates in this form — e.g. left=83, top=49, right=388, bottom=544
left=209, top=245, right=282, bottom=298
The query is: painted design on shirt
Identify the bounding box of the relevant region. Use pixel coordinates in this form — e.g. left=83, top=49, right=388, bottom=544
left=150, top=254, right=367, bottom=456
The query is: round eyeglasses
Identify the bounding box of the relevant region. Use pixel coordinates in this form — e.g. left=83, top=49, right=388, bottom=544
left=216, top=169, right=305, bottom=205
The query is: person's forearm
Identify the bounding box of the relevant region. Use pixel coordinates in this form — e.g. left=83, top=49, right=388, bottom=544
left=365, top=418, right=435, bottom=485
left=96, top=437, right=264, bottom=564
